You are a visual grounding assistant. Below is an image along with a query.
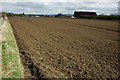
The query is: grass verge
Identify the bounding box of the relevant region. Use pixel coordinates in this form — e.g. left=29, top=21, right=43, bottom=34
left=2, top=19, right=24, bottom=78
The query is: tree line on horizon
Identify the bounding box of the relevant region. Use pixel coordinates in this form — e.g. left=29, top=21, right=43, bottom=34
left=0, top=11, right=120, bottom=20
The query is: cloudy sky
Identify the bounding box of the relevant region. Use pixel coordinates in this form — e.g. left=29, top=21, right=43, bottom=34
left=1, top=0, right=119, bottom=15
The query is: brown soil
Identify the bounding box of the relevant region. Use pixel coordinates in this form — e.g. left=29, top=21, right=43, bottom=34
left=9, top=17, right=119, bottom=78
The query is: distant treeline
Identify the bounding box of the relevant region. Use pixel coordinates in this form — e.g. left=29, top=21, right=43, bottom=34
left=94, top=15, right=120, bottom=20
left=7, top=12, right=70, bottom=18
left=7, top=13, right=24, bottom=16
left=74, top=11, right=97, bottom=18
left=74, top=11, right=120, bottom=20
left=1, top=12, right=120, bottom=20
left=74, top=15, right=120, bottom=20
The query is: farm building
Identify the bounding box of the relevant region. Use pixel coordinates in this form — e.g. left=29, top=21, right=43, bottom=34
left=74, top=11, right=97, bottom=18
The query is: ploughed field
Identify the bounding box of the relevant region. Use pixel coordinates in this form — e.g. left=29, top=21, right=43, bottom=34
left=9, top=17, right=119, bottom=78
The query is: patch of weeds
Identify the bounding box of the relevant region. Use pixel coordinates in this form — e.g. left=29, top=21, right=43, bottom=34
left=79, top=71, right=84, bottom=75
left=2, top=41, right=6, bottom=50
left=12, top=71, right=21, bottom=77
left=61, top=73, right=68, bottom=79
left=2, top=41, right=7, bottom=55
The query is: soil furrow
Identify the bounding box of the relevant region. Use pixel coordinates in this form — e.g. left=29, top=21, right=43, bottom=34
left=9, top=17, right=119, bottom=78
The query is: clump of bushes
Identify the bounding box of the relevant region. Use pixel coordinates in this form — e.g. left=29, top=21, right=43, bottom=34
left=75, top=15, right=96, bottom=19
left=74, top=14, right=120, bottom=20
left=94, top=15, right=120, bottom=20
left=73, top=11, right=120, bottom=20
left=55, top=13, right=63, bottom=17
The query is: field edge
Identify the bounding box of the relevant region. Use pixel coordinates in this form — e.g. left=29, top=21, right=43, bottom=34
left=2, top=17, right=24, bottom=78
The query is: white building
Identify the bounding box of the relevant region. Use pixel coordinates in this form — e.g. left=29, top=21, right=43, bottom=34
left=71, top=16, right=74, bottom=19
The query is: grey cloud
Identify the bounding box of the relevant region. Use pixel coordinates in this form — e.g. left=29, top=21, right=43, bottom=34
left=2, top=2, right=118, bottom=15
left=14, top=2, right=47, bottom=10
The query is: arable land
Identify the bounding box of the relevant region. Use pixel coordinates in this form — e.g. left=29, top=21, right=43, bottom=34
left=9, top=17, right=119, bottom=78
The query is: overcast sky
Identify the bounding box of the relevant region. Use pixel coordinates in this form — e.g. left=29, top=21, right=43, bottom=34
left=1, top=0, right=119, bottom=15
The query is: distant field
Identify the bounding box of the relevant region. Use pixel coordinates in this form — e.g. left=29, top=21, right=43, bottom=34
left=9, top=17, right=119, bottom=78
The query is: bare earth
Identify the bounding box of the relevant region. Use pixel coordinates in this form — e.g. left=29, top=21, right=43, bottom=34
left=9, top=17, right=119, bottom=78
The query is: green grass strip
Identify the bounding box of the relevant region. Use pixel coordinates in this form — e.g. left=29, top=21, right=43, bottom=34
left=2, top=19, right=24, bottom=78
